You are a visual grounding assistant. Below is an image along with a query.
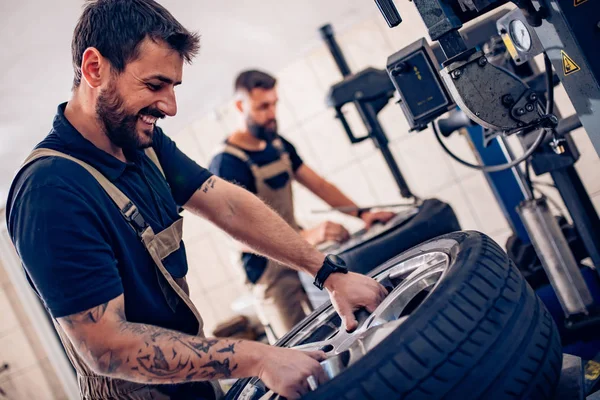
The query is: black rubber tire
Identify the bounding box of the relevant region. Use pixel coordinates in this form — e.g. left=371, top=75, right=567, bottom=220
left=228, top=231, right=563, bottom=399
left=341, top=198, right=461, bottom=275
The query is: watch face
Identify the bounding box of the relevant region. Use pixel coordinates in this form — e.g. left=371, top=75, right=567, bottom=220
left=327, top=254, right=347, bottom=268
left=509, top=20, right=532, bottom=52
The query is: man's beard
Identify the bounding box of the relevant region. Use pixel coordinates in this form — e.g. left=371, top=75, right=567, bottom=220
left=247, top=117, right=278, bottom=142
left=96, top=81, right=164, bottom=150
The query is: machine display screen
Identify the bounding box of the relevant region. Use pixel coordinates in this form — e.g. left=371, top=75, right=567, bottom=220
left=396, top=51, right=450, bottom=120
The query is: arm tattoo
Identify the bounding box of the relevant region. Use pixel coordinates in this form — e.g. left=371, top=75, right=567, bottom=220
left=97, top=349, right=123, bottom=374
left=217, top=344, right=236, bottom=354
left=136, top=346, right=190, bottom=378
left=131, top=337, right=241, bottom=380
left=174, top=338, right=219, bottom=357
left=62, top=301, right=110, bottom=327
left=199, top=359, right=238, bottom=379
left=64, top=298, right=244, bottom=383
left=201, top=177, right=216, bottom=194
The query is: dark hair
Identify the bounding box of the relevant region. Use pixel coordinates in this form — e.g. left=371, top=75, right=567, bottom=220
left=71, top=0, right=200, bottom=87
left=234, top=70, right=277, bottom=94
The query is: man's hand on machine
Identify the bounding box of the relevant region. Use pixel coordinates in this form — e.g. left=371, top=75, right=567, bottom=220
left=360, top=210, right=396, bottom=229
left=301, top=221, right=350, bottom=245
left=324, top=272, right=388, bottom=332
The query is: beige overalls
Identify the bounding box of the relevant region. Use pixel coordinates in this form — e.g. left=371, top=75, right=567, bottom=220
left=219, top=138, right=312, bottom=341
left=20, top=148, right=222, bottom=400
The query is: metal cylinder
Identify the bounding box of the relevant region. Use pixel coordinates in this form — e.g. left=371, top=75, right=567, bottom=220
left=517, top=197, right=593, bottom=316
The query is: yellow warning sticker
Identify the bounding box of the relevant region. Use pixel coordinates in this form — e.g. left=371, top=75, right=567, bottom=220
left=561, top=50, right=581, bottom=76
left=574, top=0, right=588, bottom=6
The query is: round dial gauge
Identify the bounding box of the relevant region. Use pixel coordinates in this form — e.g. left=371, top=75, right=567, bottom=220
left=509, top=20, right=532, bottom=52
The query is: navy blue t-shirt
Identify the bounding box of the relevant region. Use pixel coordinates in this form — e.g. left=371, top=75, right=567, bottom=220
left=208, top=136, right=303, bottom=283
left=6, top=103, right=212, bottom=337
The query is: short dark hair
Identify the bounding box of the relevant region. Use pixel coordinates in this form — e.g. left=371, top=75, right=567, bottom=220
left=71, top=0, right=200, bottom=87
left=234, top=70, right=277, bottom=94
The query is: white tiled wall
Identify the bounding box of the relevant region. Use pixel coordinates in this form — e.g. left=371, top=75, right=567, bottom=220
left=172, top=9, right=600, bottom=337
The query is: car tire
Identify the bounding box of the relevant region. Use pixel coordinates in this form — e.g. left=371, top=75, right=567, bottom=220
left=228, top=231, right=563, bottom=400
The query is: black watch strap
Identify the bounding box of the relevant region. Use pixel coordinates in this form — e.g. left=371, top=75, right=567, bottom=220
left=313, top=266, right=331, bottom=290
left=313, top=255, right=348, bottom=290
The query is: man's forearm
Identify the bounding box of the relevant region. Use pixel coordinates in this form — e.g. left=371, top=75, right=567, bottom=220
left=220, top=185, right=324, bottom=275
left=80, top=320, right=264, bottom=384
left=185, top=178, right=324, bottom=276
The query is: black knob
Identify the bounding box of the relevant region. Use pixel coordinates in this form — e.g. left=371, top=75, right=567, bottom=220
left=375, top=0, right=402, bottom=27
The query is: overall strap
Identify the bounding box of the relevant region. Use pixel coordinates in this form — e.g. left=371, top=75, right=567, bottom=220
left=23, top=149, right=148, bottom=236
left=144, top=147, right=166, bottom=179
left=220, top=143, right=254, bottom=165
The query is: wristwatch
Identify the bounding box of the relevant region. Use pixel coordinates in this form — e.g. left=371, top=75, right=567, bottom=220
left=313, top=254, right=349, bottom=290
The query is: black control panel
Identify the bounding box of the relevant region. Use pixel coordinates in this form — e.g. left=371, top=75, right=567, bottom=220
left=387, top=39, right=456, bottom=131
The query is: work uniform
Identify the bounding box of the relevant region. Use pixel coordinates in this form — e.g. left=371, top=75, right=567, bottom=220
left=209, top=138, right=312, bottom=340
left=7, top=104, right=220, bottom=399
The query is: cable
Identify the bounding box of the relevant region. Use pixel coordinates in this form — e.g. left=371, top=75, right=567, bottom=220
left=433, top=122, right=548, bottom=173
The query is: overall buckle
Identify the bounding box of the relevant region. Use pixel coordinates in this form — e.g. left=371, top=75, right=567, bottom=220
left=121, top=202, right=148, bottom=237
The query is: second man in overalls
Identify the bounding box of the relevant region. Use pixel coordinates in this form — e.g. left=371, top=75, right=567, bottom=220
left=209, top=70, right=395, bottom=339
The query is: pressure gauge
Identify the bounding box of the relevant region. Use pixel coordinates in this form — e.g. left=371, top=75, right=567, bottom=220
left=509, top=20, right=532, bottom=52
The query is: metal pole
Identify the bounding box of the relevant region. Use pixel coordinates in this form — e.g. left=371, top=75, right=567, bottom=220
left=359, top=102, right=414, bottom=199
left=319, top=24, right=352, bottom=77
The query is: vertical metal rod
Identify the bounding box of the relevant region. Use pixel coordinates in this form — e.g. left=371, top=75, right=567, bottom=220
left=497, top=137, right=534, bottom=201
left=319, top=24, right=352, bottom=77
left=359, top=103, right=414, bottom=199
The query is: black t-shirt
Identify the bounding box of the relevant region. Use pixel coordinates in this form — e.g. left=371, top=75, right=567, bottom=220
left=208, top=136, right=303, bottom=283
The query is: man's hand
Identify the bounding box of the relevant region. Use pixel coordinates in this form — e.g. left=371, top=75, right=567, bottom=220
left=257, top=347, right=328, bottom=399
left=324, top=272, right=388, bottom=332
left=361, top=211, right=396, bottom=229
left=301, top=221, right=350, bottom=246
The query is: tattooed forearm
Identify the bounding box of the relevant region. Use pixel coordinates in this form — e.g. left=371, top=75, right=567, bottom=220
left=201, top=177, right=216, bottom=194
left=80, top=322, right=245, bottom=382
left=121, top=328, right=244, bottom=382
left=59, top=295, right=255, bottom=384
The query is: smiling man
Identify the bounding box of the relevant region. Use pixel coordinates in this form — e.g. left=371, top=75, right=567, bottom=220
left=5, top=1, right=387, bottom=399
